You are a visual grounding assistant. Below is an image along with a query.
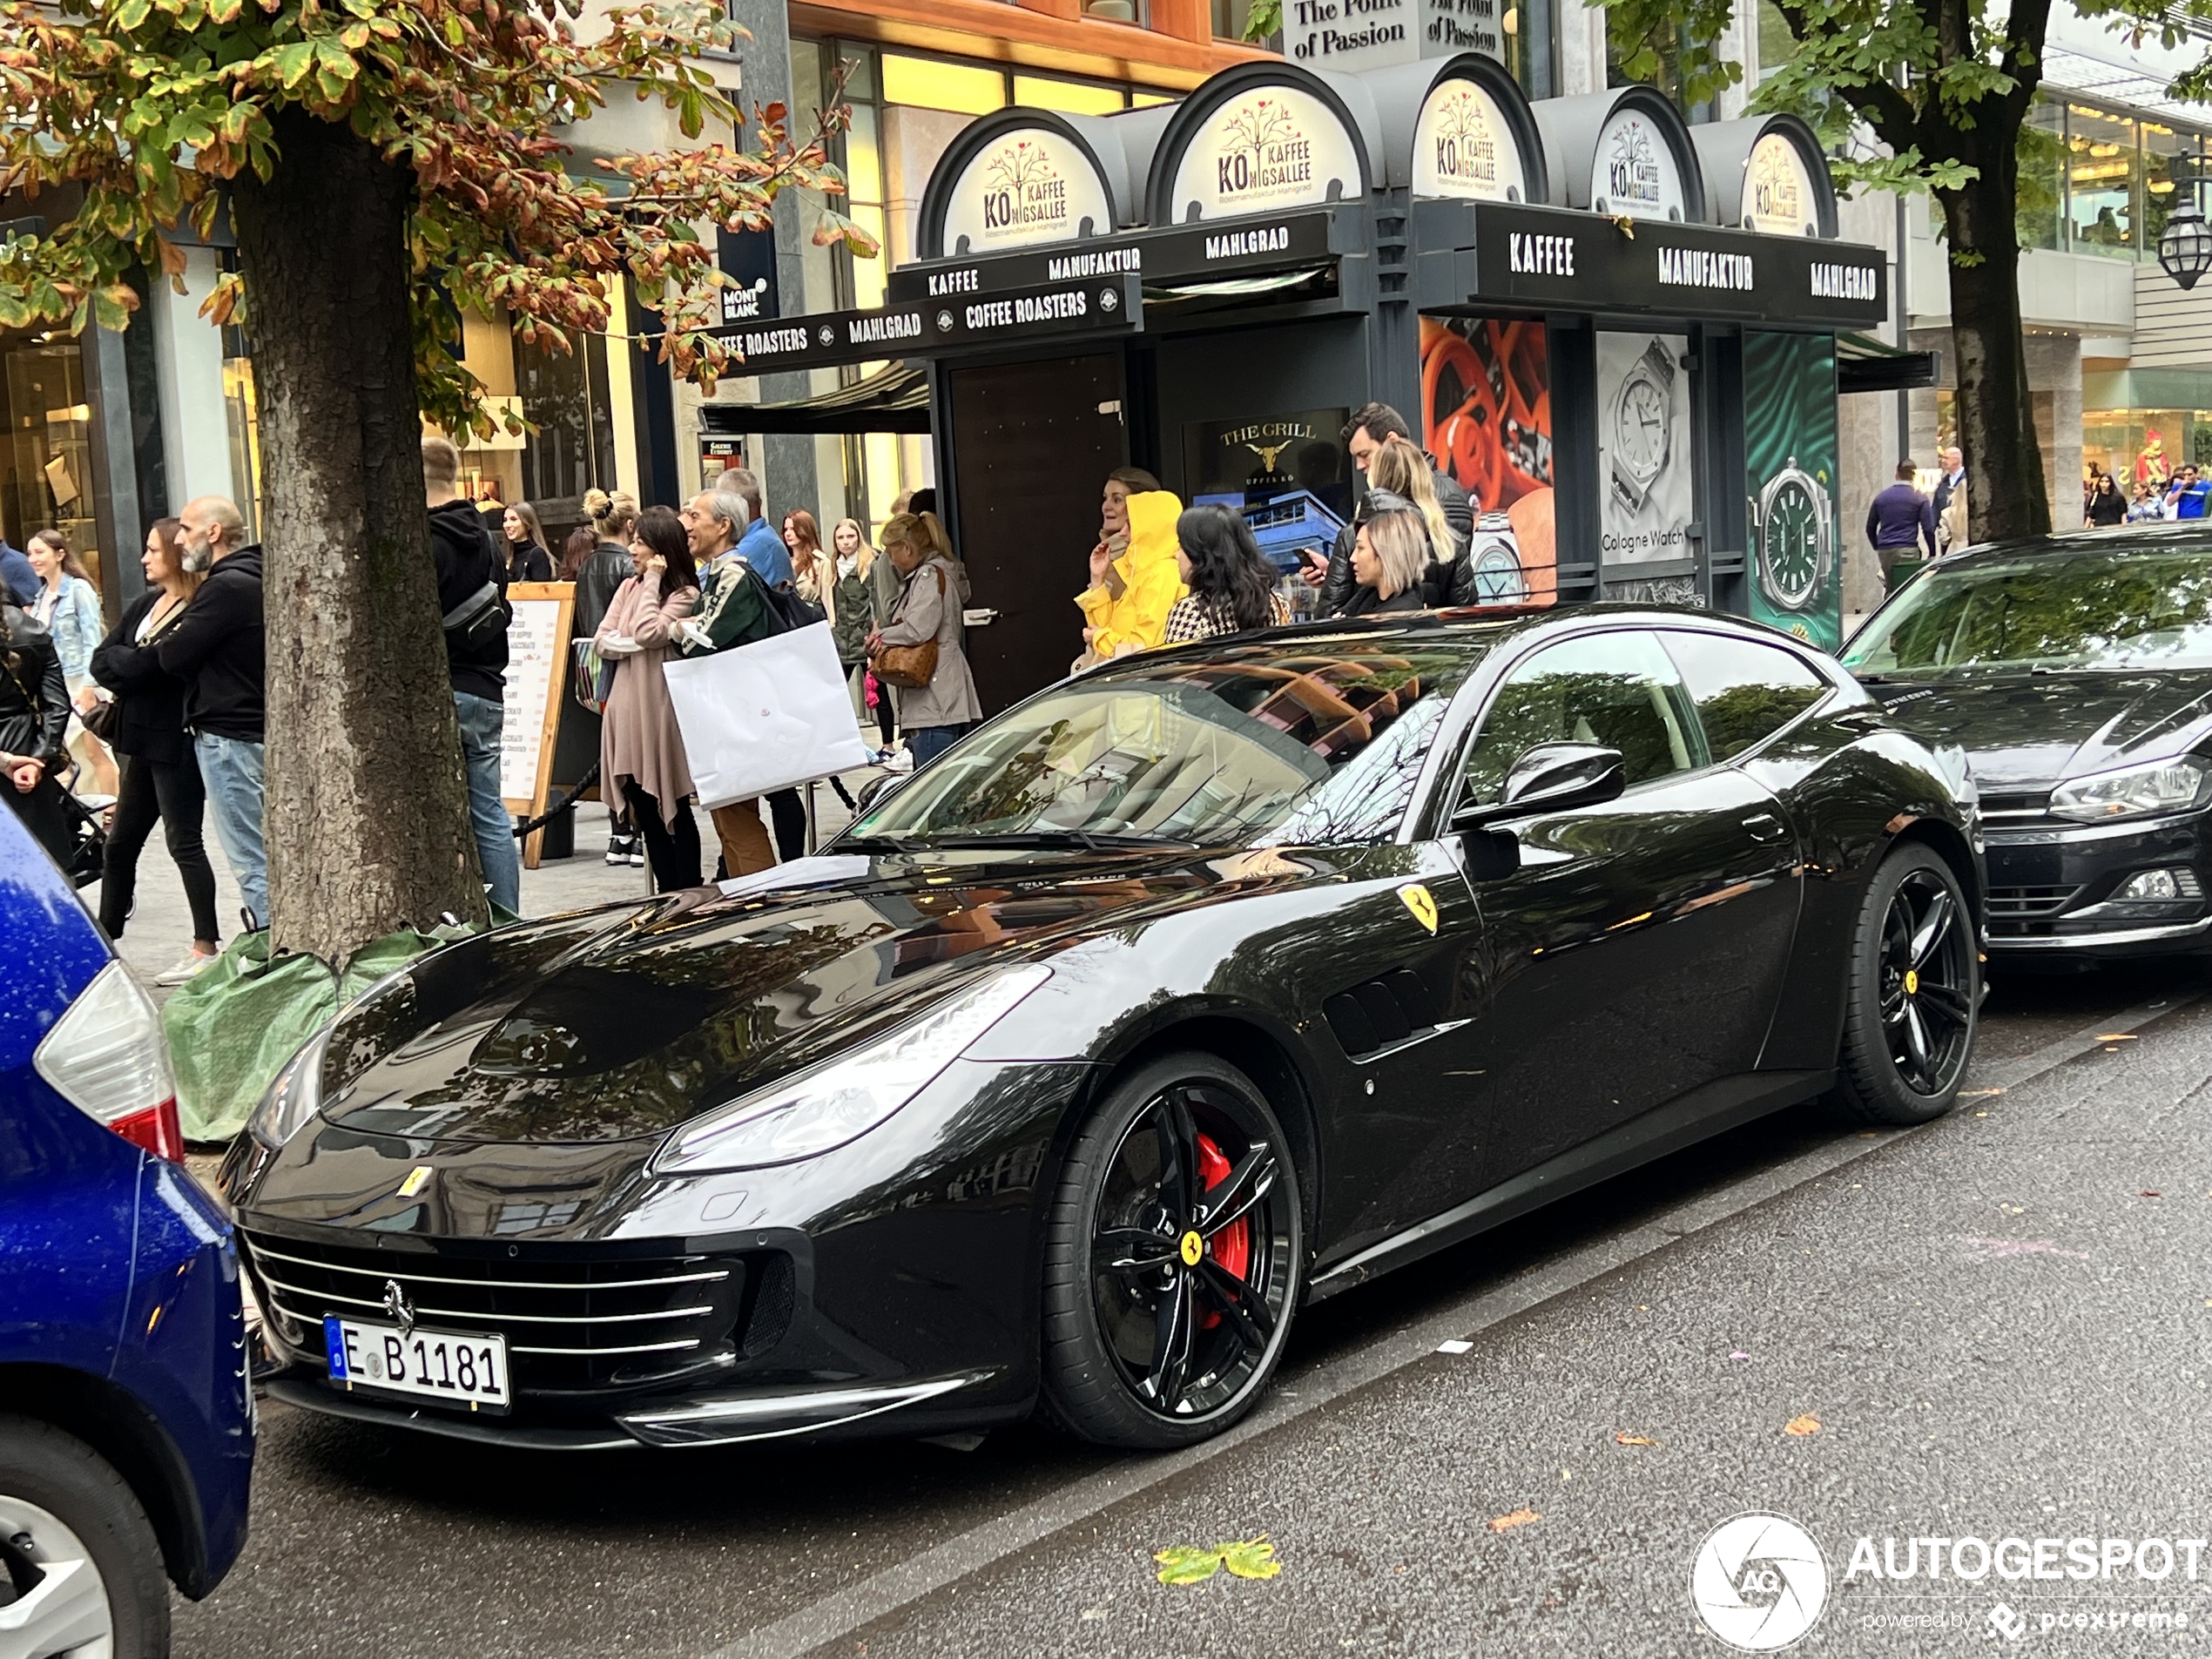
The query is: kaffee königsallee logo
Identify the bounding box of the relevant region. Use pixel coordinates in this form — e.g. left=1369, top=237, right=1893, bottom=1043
left=1212, top=98, right=1315, bottom=203
left=977, top=140, right=1069, bottom=242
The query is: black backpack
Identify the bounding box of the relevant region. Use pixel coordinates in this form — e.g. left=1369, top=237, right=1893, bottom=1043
left=738, top=564, right=823, bottom=636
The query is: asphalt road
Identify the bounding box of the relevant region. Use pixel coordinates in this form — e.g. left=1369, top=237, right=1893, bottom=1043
left=172, top=960, right=2212, bottom=1659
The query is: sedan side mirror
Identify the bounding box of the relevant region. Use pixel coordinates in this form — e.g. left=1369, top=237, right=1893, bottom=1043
left=852, top=773, right=896, bottom=818
left=1452, top=742, right=1626, bottom=831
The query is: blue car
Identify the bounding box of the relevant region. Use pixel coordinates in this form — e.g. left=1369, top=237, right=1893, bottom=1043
left=0, top=804, right=253, bottom=1654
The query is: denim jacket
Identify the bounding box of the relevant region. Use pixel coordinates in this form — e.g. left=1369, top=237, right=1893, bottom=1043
left=35, top=575, right=101, bottom=682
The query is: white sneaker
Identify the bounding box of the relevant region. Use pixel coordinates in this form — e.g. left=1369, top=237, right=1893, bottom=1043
left=887, top=749, right=915, bottom=773
left=154, top=948, right=218, bottom=988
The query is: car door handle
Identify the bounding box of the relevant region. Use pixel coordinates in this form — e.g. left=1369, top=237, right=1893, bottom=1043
left=1742, top=812, right=1791, bottom=844
left=963, top=608, right=1000, bottom=626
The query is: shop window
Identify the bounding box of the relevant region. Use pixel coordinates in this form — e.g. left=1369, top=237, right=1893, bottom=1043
left=1083, top=0, right=1147, bottom=20
left=2013, top=98, right=2066, bottom=252
left=516, top=335, right=618, bottom=506
left=1013, top=75, right=1126, bottom=116
left=1755, top=0, right=1793, bottom=78
left=1211, top=0, right=1257, bottom=39
left=2067, top=103, right=2138, bottom=256
left=1501, top=0, right=1554, bottom=101
left=2144, top=121, right=2204, bottom=257
left=0, top=337, right=99, bottom=589
left=880, top=54, right=1008, bottom=118
left=1130, top=91, right=1174, bottom=108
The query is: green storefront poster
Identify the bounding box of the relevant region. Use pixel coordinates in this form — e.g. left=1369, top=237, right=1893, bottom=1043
left=1743, top=332, right=1843, bottom=651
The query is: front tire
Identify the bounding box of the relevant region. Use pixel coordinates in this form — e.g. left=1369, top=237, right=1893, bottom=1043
left=1831, top=843, right=1979, bottom=1125
left=0, top=1414, right=171, bottom=1659
left=1037, top=1053, right=1303, bottom=1449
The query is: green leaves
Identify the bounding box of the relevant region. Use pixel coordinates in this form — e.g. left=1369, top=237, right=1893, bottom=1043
left=1152, top=1535, right=1283, bottom=1584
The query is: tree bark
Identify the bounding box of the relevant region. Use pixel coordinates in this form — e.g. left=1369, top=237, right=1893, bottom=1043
left=230, top=108, right=488, bottom=961
left=1934, top=95, right=2052, bottom=541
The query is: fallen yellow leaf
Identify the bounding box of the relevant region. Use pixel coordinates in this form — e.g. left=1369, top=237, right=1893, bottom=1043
left=1960, top=1088, right=2006, bottom=1097
left=2096, top=1034, right=2140, bottom=1042
left=1784, top=1414, right=1822, bottom=1437
left=1488, top=1507, right=1541, bottom=1533
left=1614, top=1432, right=1656, bottom=1447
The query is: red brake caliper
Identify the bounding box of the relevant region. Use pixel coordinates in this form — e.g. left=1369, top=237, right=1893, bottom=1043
left=1196, top=1133, right=1250, bottom=1329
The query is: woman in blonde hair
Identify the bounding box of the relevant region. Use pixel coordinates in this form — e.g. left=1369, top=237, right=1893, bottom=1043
left=1331, top=499, right=1431, bottom=619
left=26, top=528, right=117, bottom=796
left=826, top=516, right=881, bottom=735
left=867, top=511, right=980, bottom=766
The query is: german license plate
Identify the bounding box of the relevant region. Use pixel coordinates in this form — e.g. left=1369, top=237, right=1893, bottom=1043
left=324, top=1316, right=509, bottom=1413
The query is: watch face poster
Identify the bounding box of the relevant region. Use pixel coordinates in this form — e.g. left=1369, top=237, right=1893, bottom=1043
left=1597, top=331, right=1694, bottom=596
left=1743, top=331, right=1842, bottom=648
left=1420, top=315, right=1555, bottom=608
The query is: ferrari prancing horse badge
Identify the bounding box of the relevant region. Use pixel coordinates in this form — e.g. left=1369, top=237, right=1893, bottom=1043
left=1398, top=884, right=1439, bottom=934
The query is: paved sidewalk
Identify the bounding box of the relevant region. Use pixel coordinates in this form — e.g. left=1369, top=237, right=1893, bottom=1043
left=87, top=778, right=877, bottom=988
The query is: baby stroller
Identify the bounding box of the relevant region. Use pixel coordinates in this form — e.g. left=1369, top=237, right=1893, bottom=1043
left=53, top=757, right=111, bottom=889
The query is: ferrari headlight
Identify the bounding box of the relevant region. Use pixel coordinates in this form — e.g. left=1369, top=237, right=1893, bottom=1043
left=653, top=965, right=1053, bottom=1175
left=247, top=1024, right=334, bottom=1152
left=2048, top=756, right=2212, bottom=822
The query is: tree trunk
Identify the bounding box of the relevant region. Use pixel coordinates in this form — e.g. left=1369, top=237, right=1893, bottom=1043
left=231, top=108, right=488, bottom=961
left=1938, top=132, right=2052, bottom=541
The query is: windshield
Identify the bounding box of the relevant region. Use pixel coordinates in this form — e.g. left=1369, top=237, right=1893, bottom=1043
left=844, top=639, right=1487, bottom=848
left=1844, top=548, right=2212, bottom=674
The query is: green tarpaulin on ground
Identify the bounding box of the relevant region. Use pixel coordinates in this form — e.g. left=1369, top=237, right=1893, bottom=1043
left=165, top=911, right=509, bottom=1143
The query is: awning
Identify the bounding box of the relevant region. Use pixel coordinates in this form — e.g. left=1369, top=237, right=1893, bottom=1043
left=698, top=362, right=932, bottom=435
left=1838, top=331, right=1941, bottom=395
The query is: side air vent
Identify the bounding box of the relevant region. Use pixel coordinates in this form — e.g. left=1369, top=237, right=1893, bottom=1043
left=1324, top=969, right=1445, bottom=1059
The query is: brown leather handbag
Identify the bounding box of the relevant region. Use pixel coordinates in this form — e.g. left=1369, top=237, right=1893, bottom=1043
left=871, top=566, right=942, bottom=690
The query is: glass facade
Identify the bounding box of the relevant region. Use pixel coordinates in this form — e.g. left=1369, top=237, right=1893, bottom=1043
left=2082, top=409, right=2212, bottom=491
left=1980, top=92, right=2210, bottom=262
left=0, top=334, right=101, bottom=595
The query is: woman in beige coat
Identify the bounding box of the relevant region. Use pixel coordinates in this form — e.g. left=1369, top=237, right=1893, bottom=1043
left=597, top=505, right=702, bottom=891
left=868, top=511, right=981, bottom=766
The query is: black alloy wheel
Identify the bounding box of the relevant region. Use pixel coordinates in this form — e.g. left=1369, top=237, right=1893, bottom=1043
left=1832, top=843, right=1979, bottom=1125
left=1037, top=1053, right=1303, bottom=1449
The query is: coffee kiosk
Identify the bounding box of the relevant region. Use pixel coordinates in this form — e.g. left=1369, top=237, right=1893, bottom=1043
left=711, top=54, right=1888, bottom=710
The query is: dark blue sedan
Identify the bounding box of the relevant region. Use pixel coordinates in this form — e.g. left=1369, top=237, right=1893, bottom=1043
left=0, top=803, right=253, bottom=1653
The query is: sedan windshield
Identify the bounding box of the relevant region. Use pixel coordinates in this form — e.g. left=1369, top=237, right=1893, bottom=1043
left=1844, top=546, right=2212, bottom=675
left=844, top=638, right=1487, bottom=848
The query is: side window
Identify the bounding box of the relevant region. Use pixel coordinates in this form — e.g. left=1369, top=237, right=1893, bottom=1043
left=1662, top=631, right=1830, bottom=763
left=1460, top=632, right=1703, bottom=806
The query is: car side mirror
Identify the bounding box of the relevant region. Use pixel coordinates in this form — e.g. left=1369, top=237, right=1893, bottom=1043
left=851, top=773, right=897, bottom=818
left=1452, top=742, right=1626, bottom=831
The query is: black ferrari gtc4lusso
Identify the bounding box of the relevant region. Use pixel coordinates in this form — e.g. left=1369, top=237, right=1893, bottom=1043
left=226, top=605, right=1982, bottom=1452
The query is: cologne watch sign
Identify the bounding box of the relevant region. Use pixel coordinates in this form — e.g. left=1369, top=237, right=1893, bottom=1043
left=1167, top=89, right=1364, bottom=221
left=938, top=129, right=1114, bottom=256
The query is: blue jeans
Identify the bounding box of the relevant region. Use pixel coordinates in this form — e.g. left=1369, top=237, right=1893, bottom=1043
left=454, top=691, right=520, bottom=916
left=194, top=732, right=267, bottom=931
left=908, top=724, right=971, bottom=766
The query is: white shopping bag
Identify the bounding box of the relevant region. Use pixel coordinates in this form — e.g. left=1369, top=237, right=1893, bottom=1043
left=663, top=623, right=872, bottom=809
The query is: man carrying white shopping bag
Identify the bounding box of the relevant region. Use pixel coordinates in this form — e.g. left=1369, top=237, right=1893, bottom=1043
left=671, top=493, right=868, bottom=875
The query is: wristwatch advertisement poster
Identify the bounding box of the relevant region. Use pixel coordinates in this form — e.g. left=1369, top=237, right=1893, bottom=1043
left=1596, top=331, right=1694, bottom=570
left=1743, top=330, right=1844, bottom=650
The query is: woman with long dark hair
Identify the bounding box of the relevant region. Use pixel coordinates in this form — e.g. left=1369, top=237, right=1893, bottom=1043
left=27, top=527, right=117, bottom=795
left=0, top=583, right=71, bottom=860
left=91, top=518, right=220, bottom=981
left=1162, top=505, right=1291, bottom=644
left=596, top=506, right=702, bottom=891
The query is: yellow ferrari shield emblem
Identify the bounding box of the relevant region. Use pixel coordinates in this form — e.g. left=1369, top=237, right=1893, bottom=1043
left=1398, top=883, right=1439, bottom=934
left=1179, top=1231, right=1204, bottom=1267
left=397, top=1165, right=434, bottom=1198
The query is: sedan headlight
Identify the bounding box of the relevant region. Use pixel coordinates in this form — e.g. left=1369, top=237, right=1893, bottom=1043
left=248, top=1024, right=334, bottom=1151
left=653, top=965, right=1053, bottom=1175
left=2048, top=756, right=2212, bottom=822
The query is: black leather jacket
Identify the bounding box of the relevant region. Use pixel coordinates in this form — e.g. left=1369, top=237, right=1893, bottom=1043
left=1316, top=462, right=1476, bottom=613
left=0, top=603, right=69, bottom=765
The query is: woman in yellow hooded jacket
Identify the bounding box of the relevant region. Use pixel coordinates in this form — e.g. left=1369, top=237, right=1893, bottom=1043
left=1076, top=485, right=1187, bottom=659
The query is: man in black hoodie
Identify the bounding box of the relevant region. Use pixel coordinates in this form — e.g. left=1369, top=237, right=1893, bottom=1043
left=423, top=435, right=518, bottom=915
left=158, top=496, right=268, bottom=929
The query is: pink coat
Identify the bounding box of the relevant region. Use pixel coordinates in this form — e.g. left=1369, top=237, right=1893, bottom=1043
left=596, top=571, right=698, bottom=828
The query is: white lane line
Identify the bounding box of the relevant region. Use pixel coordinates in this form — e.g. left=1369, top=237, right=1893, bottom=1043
left=699, top=992, right=2197, bottom=1659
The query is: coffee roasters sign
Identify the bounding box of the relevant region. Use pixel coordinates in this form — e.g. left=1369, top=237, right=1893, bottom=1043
left=1590, top=107, right=1686, bottom=221
left=1412, top=75, right=1526, bottom=202
left=1168, top=89, right=1364, bottom=222
left=715, top=274, right=1143, bottom=372
left=1742, top=132, right=1820, bottom=237
left=938, top=129, right=1114, bottom=256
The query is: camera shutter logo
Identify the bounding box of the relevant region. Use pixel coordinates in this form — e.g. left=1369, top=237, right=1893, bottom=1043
left=1689, top=1513, right=1829, bottom=1650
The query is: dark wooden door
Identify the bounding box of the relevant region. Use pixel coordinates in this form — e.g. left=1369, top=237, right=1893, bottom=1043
left=948, top=353, right=1127, bottom=715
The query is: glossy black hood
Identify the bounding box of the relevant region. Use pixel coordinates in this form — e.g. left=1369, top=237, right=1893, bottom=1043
left=1860, top=669, right=2212, bottom=794
left=315, top=849, right=1307, bottom=1148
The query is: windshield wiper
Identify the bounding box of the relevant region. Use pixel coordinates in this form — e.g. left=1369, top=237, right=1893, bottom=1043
left=835, top=833, right=928, bottom=853
left=917, top=830, right=1199, bottom=853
